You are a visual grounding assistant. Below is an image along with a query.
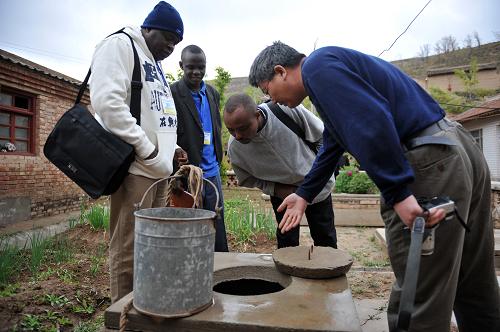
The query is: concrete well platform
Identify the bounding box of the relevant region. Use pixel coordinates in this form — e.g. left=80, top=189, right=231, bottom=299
left=104, top=252, right=361, bottom=331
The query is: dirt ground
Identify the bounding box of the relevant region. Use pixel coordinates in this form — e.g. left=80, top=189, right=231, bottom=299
left=0, top=223, right=393, bottom=331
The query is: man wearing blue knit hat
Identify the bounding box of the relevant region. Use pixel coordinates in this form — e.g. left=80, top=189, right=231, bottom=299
left=89, top=1, right=188, bottom=303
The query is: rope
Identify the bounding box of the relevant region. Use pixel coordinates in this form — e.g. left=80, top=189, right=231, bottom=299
left=119, top=297, right=134, bottom=332
left=165, top=165, right=204, bottom=208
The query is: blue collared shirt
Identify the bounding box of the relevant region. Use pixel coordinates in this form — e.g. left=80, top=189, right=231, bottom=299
left=190, top=81, right=219, bottom=178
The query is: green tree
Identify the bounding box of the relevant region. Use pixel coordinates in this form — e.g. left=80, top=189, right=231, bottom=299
left=213, top=66, right=232, bottom=108
left=165, top=72, right=176, bottom=84
left=429, top=87, right=466, bottom=114
left=165, top=69, right=185, bottom=84
left=454, top=57, right=479, bottom=102
left=244, top=86, right=264, bottom=104
left=212, top=66, right=232, bottom=182
left=176, top=68, right=184, bottom=80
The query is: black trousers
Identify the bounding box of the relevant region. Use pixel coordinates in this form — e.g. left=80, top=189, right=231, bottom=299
left=270, top=195, right=337, bottom=249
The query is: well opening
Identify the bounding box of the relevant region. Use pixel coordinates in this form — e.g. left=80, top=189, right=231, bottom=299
left=214, top=278, right=284, bottom=295
left=213, top=265, right=292, bottom=296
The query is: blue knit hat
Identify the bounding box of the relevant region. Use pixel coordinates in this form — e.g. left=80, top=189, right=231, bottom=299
left=141, top=1, right=184, bottom=41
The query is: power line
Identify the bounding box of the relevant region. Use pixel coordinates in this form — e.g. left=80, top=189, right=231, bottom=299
left=378, top=0, right=433, bottom=57
left=0, top=40, right=88, bottom=64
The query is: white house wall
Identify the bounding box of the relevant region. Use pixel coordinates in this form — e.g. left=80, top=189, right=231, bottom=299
left=460, top=116, right=500, bottom=181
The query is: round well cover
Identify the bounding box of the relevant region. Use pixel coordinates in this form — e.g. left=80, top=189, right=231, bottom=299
left=272, top=246, right=353, bottom=279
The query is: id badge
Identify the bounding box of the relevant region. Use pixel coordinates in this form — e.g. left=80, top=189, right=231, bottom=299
left=161, top=95, right=176, bottom=115
left=204, top=131, right=211, bottom=145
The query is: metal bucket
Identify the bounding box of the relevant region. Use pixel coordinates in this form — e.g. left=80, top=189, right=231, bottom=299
left=132, top=178, right=217, bottom=318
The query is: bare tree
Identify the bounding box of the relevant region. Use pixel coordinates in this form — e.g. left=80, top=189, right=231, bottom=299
left=418, top=44, right=430, bottom=59
left=494, top=31, right=500, bottom=42
left=473, top=31, right=481, bottom=47
left=463, top=34, right=473, bottom=48
left=435, top=35, right=459, bottom=54
left=434, top=41, right=443, bottom=54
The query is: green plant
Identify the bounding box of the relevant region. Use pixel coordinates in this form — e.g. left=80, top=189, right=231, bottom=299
left=57, top=316, right=72, bottom=326
left=219, top=154, right=230, bottom=186
left=90, top=243, right=107, bottom=277
left=36, top=267, right=55, bottom=281
left=0, top=238, right=22, bottom=286
left=213, top=66, right=231, bottom=108
left=0, top=283, right=19, bottom=297
left=225, top=198, right=276, bottom=244
left=73, top=291, right=95, bottom=315
left=56, top=268, right=75, bottom=283
left=334, top=166, right=378, bottom=194
left=48, top=235, right=74, bottom=264
left=252, top=206, right=276, bottom=239
left=44, top=294, right=71, bottom=307
left=82, top=204, right=110, bottom=230
left=21, top=314, right=42, bottom=331
left=28, top=232, right=50, bottom=275
left=363, top=259, right=391, bottom=268
left=73, top=315, right=104, bottom=332
left=68, top=215, right=84, bottom=229
left=44, top=309, right=60, bottom=321
left=244, top=86, right=264, bottom=104
left=454, top=57, right=479, bottom=102
left=429, top=86, right=466, bottom=114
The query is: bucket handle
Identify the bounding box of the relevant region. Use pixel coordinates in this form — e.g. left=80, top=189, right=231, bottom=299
left=135, top=176, right=221, bottom=216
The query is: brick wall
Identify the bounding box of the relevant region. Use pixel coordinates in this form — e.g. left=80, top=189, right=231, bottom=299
left=0, top=57, right=91, bottom=224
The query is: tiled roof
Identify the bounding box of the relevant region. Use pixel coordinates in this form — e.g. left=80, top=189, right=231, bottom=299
left=427, top=62, right=498, bottom=76
left=450, top=95, right=500, bottom=123
left=0, top=48, right=82, bottom=86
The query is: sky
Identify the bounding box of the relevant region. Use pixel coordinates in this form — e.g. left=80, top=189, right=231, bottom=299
left=0, top=0, right=499, bottom=81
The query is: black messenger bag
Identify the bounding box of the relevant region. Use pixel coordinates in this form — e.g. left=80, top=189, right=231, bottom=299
left=44, top=30, right=142, bottom=199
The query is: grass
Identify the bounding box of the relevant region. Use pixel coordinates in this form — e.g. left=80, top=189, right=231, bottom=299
left=47, top=234, right=74, bottom=264
left=73, top=315, right=104, bottom=332
left=20, top=314, right=42, bottom=331
left=0, top=283, right=19, bottom=297
left=0, top=238, right=22, bottom=286
left=349, top=249, right=390, bottom=268
left=82, top=204, right=110, bottom=231
left=225, top=198, right=276, bottom=244
left=90, top=243, right=107, bottom=277
left=28, top=232, right=50, bottom=275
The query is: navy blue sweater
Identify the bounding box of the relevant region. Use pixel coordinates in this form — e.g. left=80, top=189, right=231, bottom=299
left=296, top=46, right=445, bottom=206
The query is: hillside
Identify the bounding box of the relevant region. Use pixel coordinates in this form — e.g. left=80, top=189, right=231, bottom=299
left=224, top=41, right=500, bottom=95
left=392, top=41, right=500, bottom=78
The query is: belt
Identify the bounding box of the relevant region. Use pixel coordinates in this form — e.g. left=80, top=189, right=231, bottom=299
left=403, top=118, right=456, bottom=151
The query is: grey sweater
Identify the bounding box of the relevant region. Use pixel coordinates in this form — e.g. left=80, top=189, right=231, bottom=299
left=227, top=103, right=335, bottom=203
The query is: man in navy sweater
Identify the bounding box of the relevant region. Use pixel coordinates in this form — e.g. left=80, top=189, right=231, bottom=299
left=249, top=41, right=499, bottom=331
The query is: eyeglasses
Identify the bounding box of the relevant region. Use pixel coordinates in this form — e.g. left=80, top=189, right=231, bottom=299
left=260, top=84, right=269, bottom=96
left=259, top=75, right=275, bottom=96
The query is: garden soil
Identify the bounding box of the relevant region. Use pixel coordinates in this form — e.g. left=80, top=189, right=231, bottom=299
left=0, top=225, right=393, bottom=331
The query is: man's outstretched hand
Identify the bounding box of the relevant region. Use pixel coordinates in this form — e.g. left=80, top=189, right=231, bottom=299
left=276, top=193, right=307, bottom=233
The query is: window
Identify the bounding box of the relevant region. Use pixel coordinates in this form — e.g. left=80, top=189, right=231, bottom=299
left=0, top=89, right=35, bottom=154
left=469, top=129, right=483, bottom=150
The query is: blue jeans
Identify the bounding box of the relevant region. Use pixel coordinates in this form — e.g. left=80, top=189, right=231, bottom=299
left=203, top=174, right=229, bottom=252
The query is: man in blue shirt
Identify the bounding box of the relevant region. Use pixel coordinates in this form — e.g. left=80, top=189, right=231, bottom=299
left=171, top=45, right=228, bottom=251
left=249, top=41, right=499, bottom=331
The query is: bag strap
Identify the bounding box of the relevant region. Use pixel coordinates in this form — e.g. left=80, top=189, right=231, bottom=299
left=265, top=101, right=318, bottom=153
left=75, top=28, right=143, bottom=124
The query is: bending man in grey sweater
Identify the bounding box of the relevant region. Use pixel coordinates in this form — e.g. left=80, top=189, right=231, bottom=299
left=224, top=93, right=337, bottom=248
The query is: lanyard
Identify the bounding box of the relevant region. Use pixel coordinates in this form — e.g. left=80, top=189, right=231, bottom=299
left=155, top=62, right=168, bottom=87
